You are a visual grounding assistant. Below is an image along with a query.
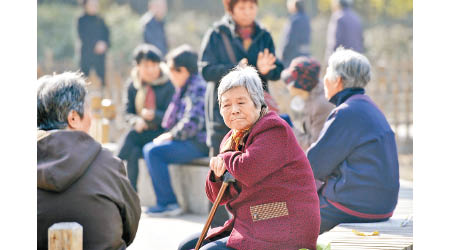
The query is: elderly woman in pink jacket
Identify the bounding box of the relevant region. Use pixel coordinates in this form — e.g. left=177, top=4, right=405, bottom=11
left=178, top=65, right=320, bottom=250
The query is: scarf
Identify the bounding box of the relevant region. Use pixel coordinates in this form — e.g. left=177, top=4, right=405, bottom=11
left=220, top=107, right=269, bottom=153
left=132, top=66, right=169, bottom=116
left=236, top=23, right=255, bottom=51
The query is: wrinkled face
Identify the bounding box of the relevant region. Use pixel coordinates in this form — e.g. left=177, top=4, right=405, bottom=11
left=220, top=86, right=260, bottom=130
left=85, top=0, right=99, bottom=15
left=323, top=65, right=341, bottom=100
left=168, top=60, right=190, bottom=89
left=231, top=1, right=258, bottom=27
left=138, top=60, right=161, bottom=83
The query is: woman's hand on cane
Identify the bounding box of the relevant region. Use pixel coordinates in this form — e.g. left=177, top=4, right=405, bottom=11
left=210, top=156, right=226, bottom=180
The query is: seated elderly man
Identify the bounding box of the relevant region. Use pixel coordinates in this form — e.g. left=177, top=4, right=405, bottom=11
left=37, top=72, right=141, bottom=250
left=307, top=48, right=400, bottom=234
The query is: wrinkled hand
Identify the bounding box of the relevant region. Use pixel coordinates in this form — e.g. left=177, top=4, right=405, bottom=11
left=210, top=156, right=226, bottom=179
left=153, top=132, right=173, bottom=145
left=257, top=48, right=276, bottom=75
left=134, top=118, right=148, bottom=133
left=94, top=40, right=108, bottom=55
left=141, top=108, right=155, bottom=121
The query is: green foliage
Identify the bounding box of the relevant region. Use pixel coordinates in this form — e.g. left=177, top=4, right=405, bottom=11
left=37, top=3, right=80, bottom=63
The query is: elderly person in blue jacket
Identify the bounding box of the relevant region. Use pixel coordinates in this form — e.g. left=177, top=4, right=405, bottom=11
left=142, top=45, right=208, bottom=216
left=307, top=48, right=399, bottom=234
left=281, top=0, right=311, bottom=67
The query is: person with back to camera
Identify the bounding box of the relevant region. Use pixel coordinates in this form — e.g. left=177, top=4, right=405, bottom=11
left=142, top=45, right=209, bottom=217
left=37, top=72, right=141, bottom=250
left=307, top=48, right=400, bottom=234
left=117, top=44, right=174, bottom=191
left=178, top=65, right=320, bottom=250
left=142, top=0, right=168, bottom=56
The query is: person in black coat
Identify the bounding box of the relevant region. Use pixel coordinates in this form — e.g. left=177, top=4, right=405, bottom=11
left=77, top=0, right=110, bottom=88
left=199, top=0, right=284, bottom=157
left=117, top=44, right=175, bottom=191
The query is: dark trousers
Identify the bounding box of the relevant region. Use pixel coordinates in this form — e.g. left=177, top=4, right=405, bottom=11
left=319, top=194, right=390, bottom=234
left=80, top=54, right=106, bottom=87
left=118, top=129, right=164, bottom=191
left=178, top=232, right=232, bottom=250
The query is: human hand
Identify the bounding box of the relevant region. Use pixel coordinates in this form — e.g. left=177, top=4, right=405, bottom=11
left=153, top=132, right=173, bottom=145
left=257, top=48, right=276, bottom=75
left=141, top=108, right=155, bottom=121
left=134, top=118, right=148, bottom=133
left=239, top=57, right=248, bottom=67
left=209, top=156, right=226, bottom=179
left=94, top=40, right=108, bottom=54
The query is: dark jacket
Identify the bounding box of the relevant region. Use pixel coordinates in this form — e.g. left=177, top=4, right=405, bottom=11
left=124, top=67, right=175, bottom=130
left=199, top=15, right=284, bottom=150
left=142, top=12, right=168, bottom=56
left=77, top=14, right=110, bottom=61
left=307, top=88, right=399, bottom=219
left=37, top=130, right=141, bottom=250
left=325, top=7, right=364, bottom=60
left=205, top=111, right=320, bottom=250
left=281, top=10, right=311, bottom=67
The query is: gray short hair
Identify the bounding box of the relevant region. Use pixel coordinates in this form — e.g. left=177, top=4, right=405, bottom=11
left=327, top=47, right=371, bottom=89
left=218, top=65, right=265, bottom=109
left=37, top=71, right=88, bottom=130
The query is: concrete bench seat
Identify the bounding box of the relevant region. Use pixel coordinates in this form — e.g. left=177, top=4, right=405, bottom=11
left=137, top=158, right=211, bottom=214
left=317, top=180, right=413, bottom=250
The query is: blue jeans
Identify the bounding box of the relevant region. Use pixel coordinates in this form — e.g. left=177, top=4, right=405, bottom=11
left=143, top=139, right=208, bottom=206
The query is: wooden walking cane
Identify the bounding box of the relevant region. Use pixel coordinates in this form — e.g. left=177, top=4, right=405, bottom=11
left=195, top=171, right=236, bottom=250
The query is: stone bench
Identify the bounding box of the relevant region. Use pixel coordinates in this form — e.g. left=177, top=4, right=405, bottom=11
left=137, top=157, right=211, bottom=215
left=317, top=180, right=413, bottom=250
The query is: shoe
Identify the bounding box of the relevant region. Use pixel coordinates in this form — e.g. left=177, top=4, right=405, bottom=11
left=145, top=203, right=183, bottom=217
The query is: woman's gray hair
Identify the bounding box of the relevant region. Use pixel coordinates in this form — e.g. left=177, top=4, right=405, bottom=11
left=327, top=47, right=371, bottom=89
left=218, top=65, right=265, bottom=109
left=37, top=71, right=88, bottom=130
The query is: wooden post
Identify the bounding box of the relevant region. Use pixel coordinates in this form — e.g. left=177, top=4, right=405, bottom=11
left=48, top=222, right=83, bottom=250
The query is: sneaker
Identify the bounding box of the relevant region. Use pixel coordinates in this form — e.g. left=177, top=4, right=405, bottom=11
left=145, top=203, right=183, bottom=217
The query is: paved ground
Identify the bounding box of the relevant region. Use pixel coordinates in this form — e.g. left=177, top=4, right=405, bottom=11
left=128, top=212, right=207, bottom=250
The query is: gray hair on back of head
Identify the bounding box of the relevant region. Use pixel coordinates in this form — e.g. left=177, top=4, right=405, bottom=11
left=218, top=65, right=265, bottom=110
left=37, top=71, right=88, bottom=131
left=327, top=47, right=371, bottom=89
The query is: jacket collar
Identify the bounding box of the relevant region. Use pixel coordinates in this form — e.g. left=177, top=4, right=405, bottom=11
left=329, top=87, right=365, bottom=106
left=132, top=63, right=170, bottom=89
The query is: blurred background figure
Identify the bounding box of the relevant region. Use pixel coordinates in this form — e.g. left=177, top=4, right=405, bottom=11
left=200, top=0, right=284, bottom=159
left=325, top=0, right=363, bottom=60
left=281, top=0, right=311, bottom=67
left=143, top=45, right=208, bottom=217
left=282, top=56, right=333, bottom=151
left=142, top=0, right=168, bottom=56
left=117, top=44, right=174, bottom=191
left=77, top=0, right=110, bottom=92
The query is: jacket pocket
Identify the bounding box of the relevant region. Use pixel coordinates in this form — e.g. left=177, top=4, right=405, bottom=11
left=250, top=201, right=292, bottom=243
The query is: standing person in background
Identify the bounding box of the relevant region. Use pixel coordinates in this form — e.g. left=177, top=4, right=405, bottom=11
left=200, top=0, right=284, bottom=158
left=77, top=0, right=110, bottom=92
left=324, top=0, right=364, bottom=60
left=117, top=44, right=174, bottom=191
left=281, top=0, right=311, bottom=67
left=142, top=0, right=168, bottom=56
left=143, top=45, right=209, bottom=217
